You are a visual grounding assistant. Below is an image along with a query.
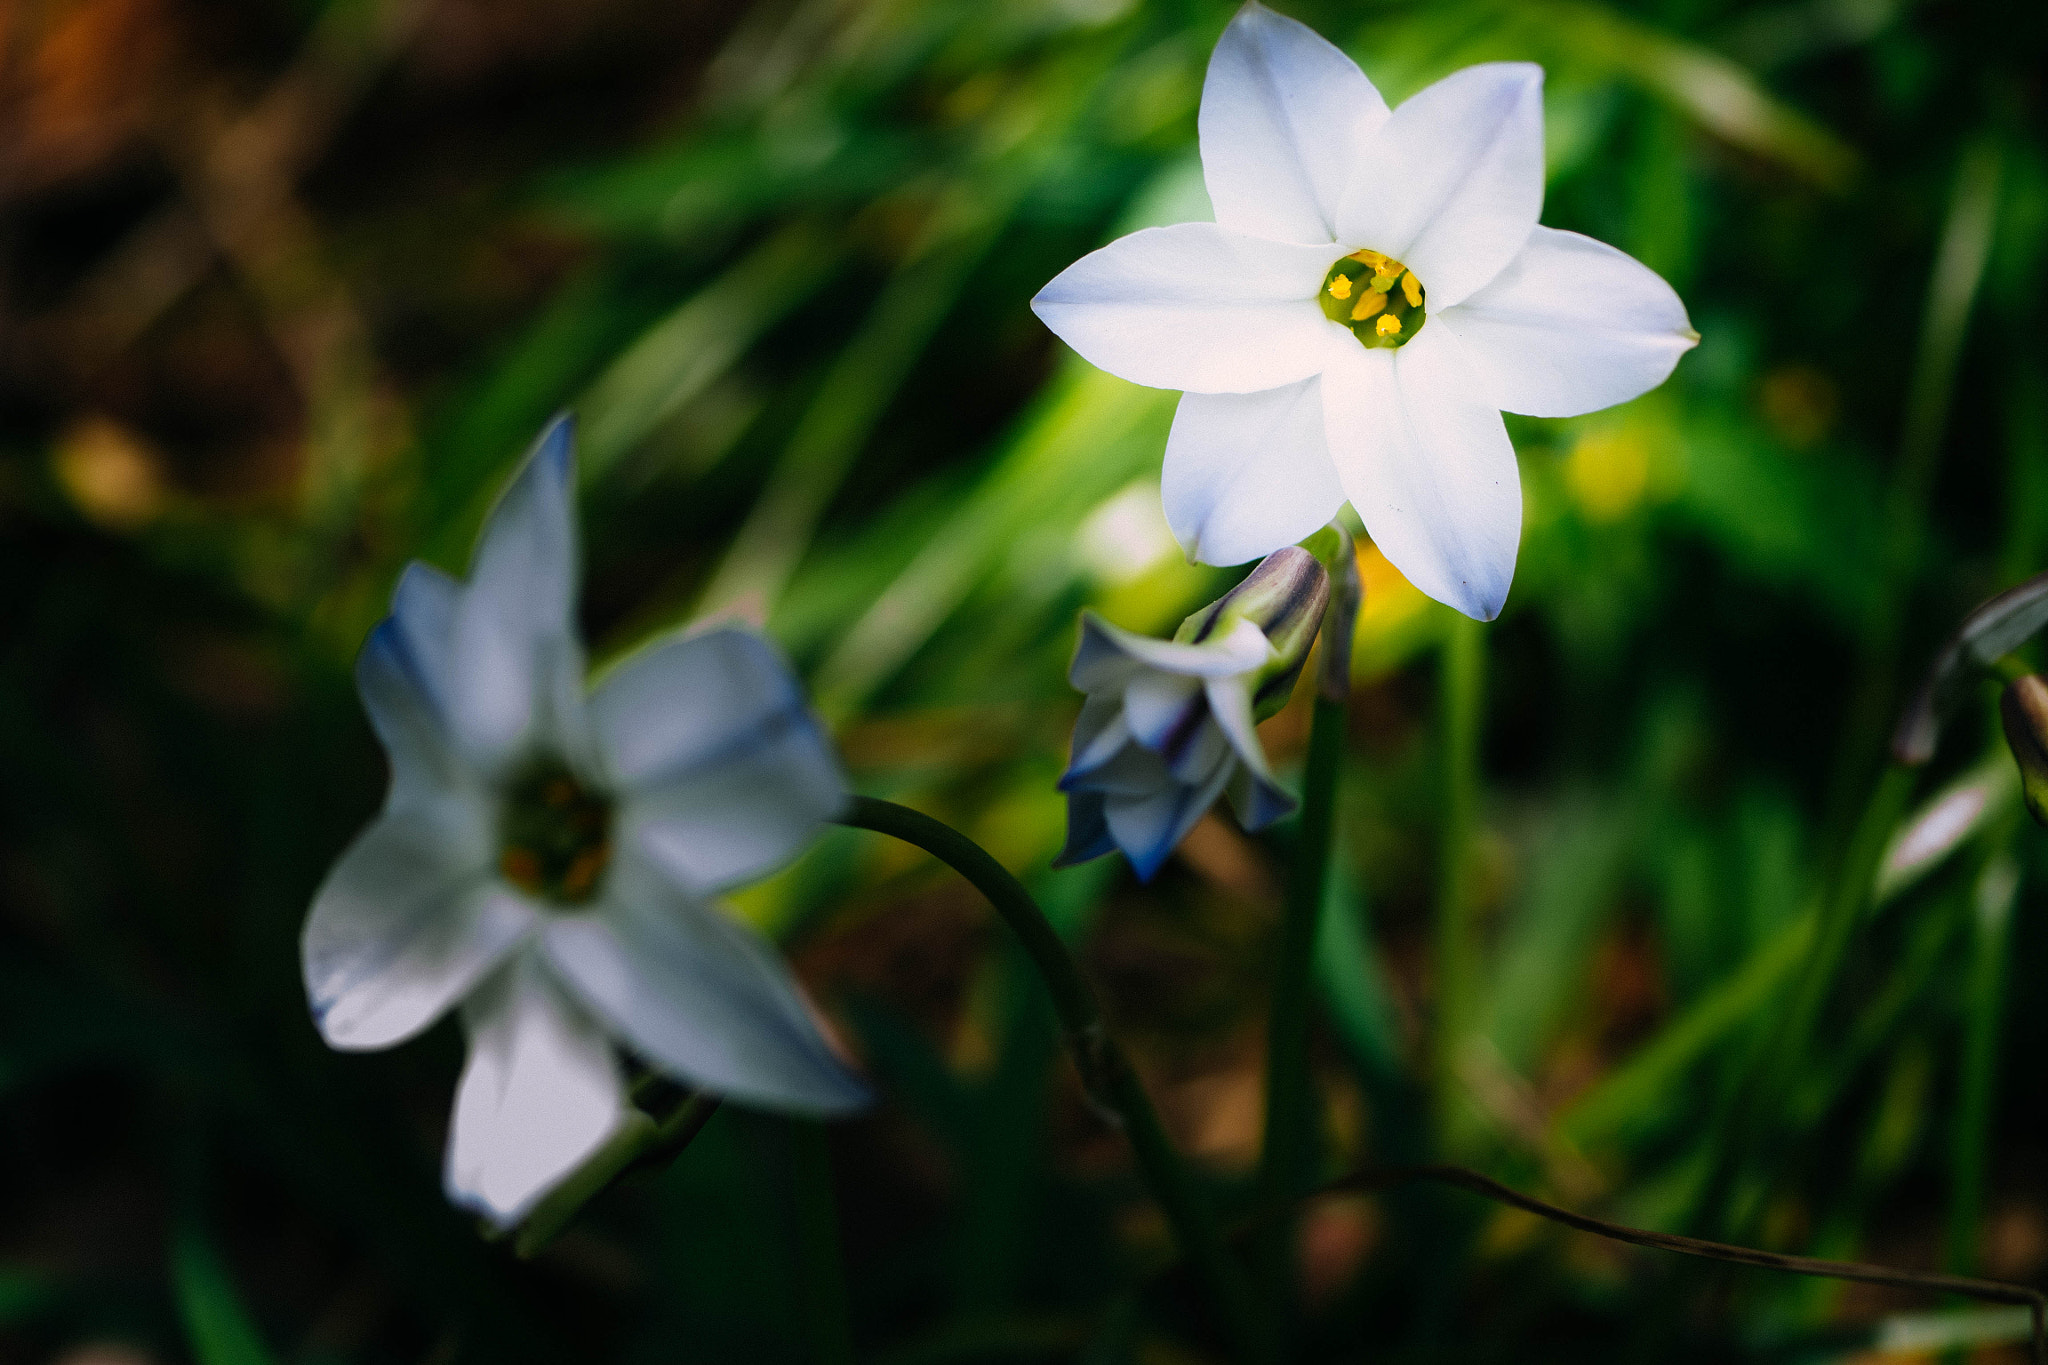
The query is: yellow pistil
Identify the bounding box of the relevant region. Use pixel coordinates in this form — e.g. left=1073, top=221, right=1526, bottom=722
left=1320, top=248, right=1427, bottom=348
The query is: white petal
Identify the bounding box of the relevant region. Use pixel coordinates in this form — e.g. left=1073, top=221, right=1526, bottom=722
left=1163, top=377, right=1348, bottom=566
left=1204, top=676, right=1276, bottom=785
left=541, top=854, right=870, bottom=1115
left=1032, top=224, right=1345, bottom=393
left=356, top=562, right=474, bottom=808
left=1338, top=63, right=1545, bottom=308
left=1072, top=614, right=1273, bottom=693
left=446, top=953, right=626, bottom=1229
left=1322, top=327, right=1522, bottom=621
left=1124, top=671, right=1204, bottom=749
left=1435, top=227, right=1697, bottom=417
left=446, top=416, right=587, bottom=770
left=1068, top=697, right=1132, bottom=777
left=1200, top=2, right=1390, bottom=243
left=596, top=630, right=843, bottom=896
left=302, top=804, right=529, bottom=1051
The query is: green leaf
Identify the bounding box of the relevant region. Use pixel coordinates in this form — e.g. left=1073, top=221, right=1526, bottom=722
left=172, top=1222, right=276, bottom=1365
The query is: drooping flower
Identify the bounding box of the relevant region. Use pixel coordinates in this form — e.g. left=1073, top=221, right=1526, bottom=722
left=1032, top=1, right=1697, bottom=622
left=302, top=416, right=869, bottom=1228
left=1058, top=544, right=1329, bottom=879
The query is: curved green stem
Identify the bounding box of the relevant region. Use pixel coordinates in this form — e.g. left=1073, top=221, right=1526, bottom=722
left=834, top=796, right=1268, bottom=1363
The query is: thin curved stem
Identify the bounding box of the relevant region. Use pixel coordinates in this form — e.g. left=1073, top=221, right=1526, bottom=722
left=834, top=796, right=1268, bottom=1363
left=1305, top=1165, right=2045, bottom=1365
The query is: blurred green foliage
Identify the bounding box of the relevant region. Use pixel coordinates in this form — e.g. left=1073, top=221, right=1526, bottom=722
left=5, top=0, right=2048, bottom=1359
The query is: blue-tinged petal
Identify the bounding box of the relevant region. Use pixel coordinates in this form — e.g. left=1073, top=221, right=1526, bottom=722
left=541, top=853, right=870, bottom=1115
left=302, top=803, right=528, bottom=1051
left=1337, top=63, right=1545, bottom=309
left=595, top=628, right=844, bottom=895
left=1322, top=326, right=1521, bottom=621
left=1200, top=1, right=1390, bottom=244
left=1226, top=762, right=1298, bottom=831
left=1032, top=225, right=1345, bottom=394
left=446, top=952, right=625, bottom=1229
left=447, top=415, right=587, bottom=770
left=357, top=572, right=466, bottom=809
left=1055, top=790, right=1117, bottom=868
left=1104, top=751, right=1234, bottom=882
left=1123, top=671, right=1205, bottom=750
left=1066, top=696, right=1131, bottom=779
left=1164, top=378, right=1347, bottom=568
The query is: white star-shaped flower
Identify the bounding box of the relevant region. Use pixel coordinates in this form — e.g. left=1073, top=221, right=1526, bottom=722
left=302, top=417, right=869, bottom=1228
left=1032, top=1, right=1697, bottom=621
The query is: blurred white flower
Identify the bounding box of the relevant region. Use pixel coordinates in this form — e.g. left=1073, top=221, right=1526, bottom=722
left=1058, top=545, right=1328, bottom=878
left=302, top=416, right=868, bottom=1228
left=1032, top=1, right=1696, bottom=621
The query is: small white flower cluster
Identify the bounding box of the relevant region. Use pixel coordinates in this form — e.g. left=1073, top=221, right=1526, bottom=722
left=303, top=1, right=1695, bottom=1232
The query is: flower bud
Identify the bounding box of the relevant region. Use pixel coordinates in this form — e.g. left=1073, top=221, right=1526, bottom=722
left=1174, top=545, right=1330, bottom=722
left=1999, top=674, right=2048, bottom=827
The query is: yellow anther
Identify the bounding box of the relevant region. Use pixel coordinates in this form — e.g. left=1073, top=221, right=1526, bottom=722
left=1375, top=313, right=1403, bottom=338
left=1348, top=249, right=1386, bottom=270
left=1328, top=274, right=1354, bottom=300
left=1401, top=271, right=1422, bottom=308
left=1351, top=289, right=1387, bottom=322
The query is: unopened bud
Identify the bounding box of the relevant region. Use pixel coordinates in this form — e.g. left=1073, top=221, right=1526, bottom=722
left=1174, top=545, right=1330, bottom=720
left=1999, top=674, right=2048, bottom=826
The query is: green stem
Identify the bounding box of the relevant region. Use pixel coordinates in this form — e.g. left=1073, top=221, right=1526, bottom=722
left=1947, top=842, right=2019, bottom=1274
left=833, top=796, right=1267, bottom=1362
left=1433, top=612, right=1486, bottom=1128
left=792, top=1119, right=856, bottom=1365
left=1259, top=695, right=1347, bottom=1211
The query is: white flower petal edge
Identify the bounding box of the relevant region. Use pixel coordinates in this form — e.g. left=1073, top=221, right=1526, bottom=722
left=1322, top=327, right=1522, bottom=621
left=543, top=854, right=870, bottom=1116
left=592, top=627, right=845, bottom=896
left=1163, top=378, right=1348, bottom=567
left=1339, top=62, right=1546, bottom=308
left=1200, top=1, right=1390, bottom=244
left=1437, top=227, right=1699, bottom=417
left=1031, top=224, right=1344, bottom=393
left=445, top=418, right=590, bottom=774
left=447, top=952, right=625, bottom=1229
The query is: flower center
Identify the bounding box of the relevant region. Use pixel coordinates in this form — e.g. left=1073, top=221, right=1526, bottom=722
left=1320, top=249, right=1425, bottom=349
left=498, top=759, right=614, bottom=904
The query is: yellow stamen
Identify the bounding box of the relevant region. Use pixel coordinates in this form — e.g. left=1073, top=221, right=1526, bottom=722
left=1375, top=313, right=1402, bottom=338
left=1401, top=271, right=1422, bottom=308
left=1348, top=248, right=1387, bottom=270
left=1371, top=272, right=1398, bottom=293
left=1350, top=289, right=1387, bottom=322
left=1328, top=274, right=1354, bottom=300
